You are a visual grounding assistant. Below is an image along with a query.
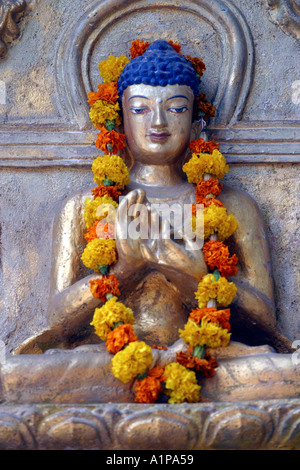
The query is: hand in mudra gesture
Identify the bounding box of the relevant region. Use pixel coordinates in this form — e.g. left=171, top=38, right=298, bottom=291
left=115, top=188, right=207, bottom=282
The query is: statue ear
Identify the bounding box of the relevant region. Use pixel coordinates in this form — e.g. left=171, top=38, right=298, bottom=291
left=120, top=142, right=134, bottom=171
left=190, top=120, right=205, bottom=142
left=180, top=120, right=208, bottom=168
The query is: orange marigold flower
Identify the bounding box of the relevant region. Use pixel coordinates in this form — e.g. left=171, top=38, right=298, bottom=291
left=169, top=40, right=181, bottom=54
left=105, top=323, right=138, bottom=354
left=84, top=220, right=99, bottom=242
left=148, top=365, right=166, bottom=381
left=203, top=240, right=238, bottom=278
left=186, top=55, right=206, bottom=77
left=134, top=375, right=163, bottom=403
left=205, top=352, right=218, bottom=370
left=130, top=39, right=150, bottom=59
left=96, top=221, right=115, bottom=240
left=192, top=202, right=200, bottom=217
left=192, top=197, right=224, bottom=217
left=151, top=344, right=168, bottom=351
left=189, top=138, right=220, bottom=155
left=189, top=307, right=231, bottom=332
left=95, top=127, right=126, bottom=154
left=91, top=185, right=121, bottom=201
left=87, top=82, right=119, bottom=106
left=196, top=93, right=216, bottom=121
left=203, top=197, right=225, bottom=209
left=89, top=274, right=121, bottom=302
left=195, top=178, right=222, bottom=204
left=176, top=349, right=218, bottom=378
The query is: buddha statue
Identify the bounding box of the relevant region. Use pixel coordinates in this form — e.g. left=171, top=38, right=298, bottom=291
left=10, top=40, right=300, bottom=404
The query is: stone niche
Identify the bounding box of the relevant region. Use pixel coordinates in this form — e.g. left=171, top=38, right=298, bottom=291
left=0, top=0, right=299, bottom=450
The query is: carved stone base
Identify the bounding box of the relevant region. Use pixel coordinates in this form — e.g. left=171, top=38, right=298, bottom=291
left=1, top=400, right=300, bottom=450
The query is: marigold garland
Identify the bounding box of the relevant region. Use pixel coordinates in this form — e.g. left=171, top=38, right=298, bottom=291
left=80, top=39, right=241, bottom=404
left=195, top=273, right=237, bottom=308
left=89, top=274, right=120, bottom=302
left=203, top=204, right=238, bottom=241
left=183, top=149, right=229, bottom=183
left=134, top=375, right=164, bottom=403
left=134, top=365, right=166, bottom=404
left=179, top=318, right=231, bottom=349
left=84, top=220, right=99, bottom=243
left=95, top=127, right=126, bottom=154
left=189, top=138, right=220, bottom=154
left=176, top=348, right=218, bottom=378
left=189, top=306, right=231, bottom=331
left=195, top=178, right=223, bottom=204
left=98, top=54, right=130, bottom=83
left=91, top=185, right=121, bottom=201
left=196, top=92, right=216, bottom=121
left=163, top=362, right=201, bottom=404
left=83, top=195, right=118, bottom=228
left=192, top=198, right=225, bottom=215
left=92, top=154, right=130, bottom=190
left=81, top=238, right=117, bottom=272
left=89, top=100, right=121, bottom=129
left=203, top=240, right=238, bottom=278
left=105, top=323, right=138, bottom=354
left=96, top=221, right=115, bottom=240
left=87, top=82, right=119, bottom=106
left=111, top=340, right=153, bottom=383
left=130, top=39, right=150, bottom=59
left=168, top=40, right=182, bottom=54
left=90, top=296, right=135, bottom=341
left=186, top=55, right=206, bottom=77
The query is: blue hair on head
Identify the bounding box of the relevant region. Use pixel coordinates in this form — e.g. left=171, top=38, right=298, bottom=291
left=117, top=40, right=199, bottom=102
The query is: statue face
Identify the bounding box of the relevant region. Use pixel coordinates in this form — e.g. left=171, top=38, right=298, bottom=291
left=122, top=84, right=194, bottom=165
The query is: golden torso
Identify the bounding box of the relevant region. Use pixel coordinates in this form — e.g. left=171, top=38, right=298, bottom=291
left=15, top=83, right=288, bottom=353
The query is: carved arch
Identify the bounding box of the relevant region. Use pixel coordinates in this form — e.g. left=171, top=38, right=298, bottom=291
left=55, top=0, right=254, bottom=129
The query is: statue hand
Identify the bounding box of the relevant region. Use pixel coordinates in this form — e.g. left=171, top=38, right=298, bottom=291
left=140, top=208, right=207, bottom=281
left=115, top=189, right=207, bottom=281
left=115, top=188, right=148, bottom=268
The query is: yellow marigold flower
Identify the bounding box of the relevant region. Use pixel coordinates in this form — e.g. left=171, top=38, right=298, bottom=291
left=99, top=55, right=130, bottom=83
left=90, top=296, right=135, bottom=341
left=182, top=150, right=229, bottom=184
left=84, top=195, right=118, bottom=228
left=81, top=238, right=117, bottom=272
left=195, top=274, right=237, bottom=308
left=163, top=362, right=201, bottom=404
left=89, top=100, right=121, bottom=128
left=179, top=318, right=231, bottom=349
left=111, top=341, right=153, bottom=383
left=203, top=204, right=238, bottom=240
left=92, top=154, right=130, bottom=190
left=191, top=209, right=204, bottom=240
left=216, top=276, right=238, bottom=307
left=195, top=274, right=217, bottom=308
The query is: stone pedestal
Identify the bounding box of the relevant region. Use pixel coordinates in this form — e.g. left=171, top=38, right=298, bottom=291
left=1, top=400, right=300, bottom=450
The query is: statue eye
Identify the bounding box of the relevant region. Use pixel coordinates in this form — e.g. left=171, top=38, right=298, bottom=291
left=129, top=107, right=150, bottom=115
left=168, top=106, right=188, bottom=114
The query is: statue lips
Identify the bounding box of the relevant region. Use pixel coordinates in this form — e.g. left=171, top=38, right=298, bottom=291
left=147, top=130, right=171, bottom=142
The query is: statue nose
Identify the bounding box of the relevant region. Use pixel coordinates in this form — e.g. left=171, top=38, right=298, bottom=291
left=151, top=104, right=168, bottom=129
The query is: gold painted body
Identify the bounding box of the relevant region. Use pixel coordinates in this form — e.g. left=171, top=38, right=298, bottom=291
left=13, top=84, right=299, bottom=403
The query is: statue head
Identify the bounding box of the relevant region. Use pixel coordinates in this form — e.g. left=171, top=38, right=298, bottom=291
left=118, top=40, right=200, bottom=165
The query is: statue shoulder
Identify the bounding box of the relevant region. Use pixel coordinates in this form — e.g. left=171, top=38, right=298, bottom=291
left=220, top=183, right=274, bottom=302
left=220, top=183, right=264, bottom=222
left=50, top=187, right=93, bottom=294
left=54, top=187, right=92, bottom=221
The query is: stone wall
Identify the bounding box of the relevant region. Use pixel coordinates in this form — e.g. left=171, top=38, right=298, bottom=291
left=0, top=0, right=299, bottom=351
